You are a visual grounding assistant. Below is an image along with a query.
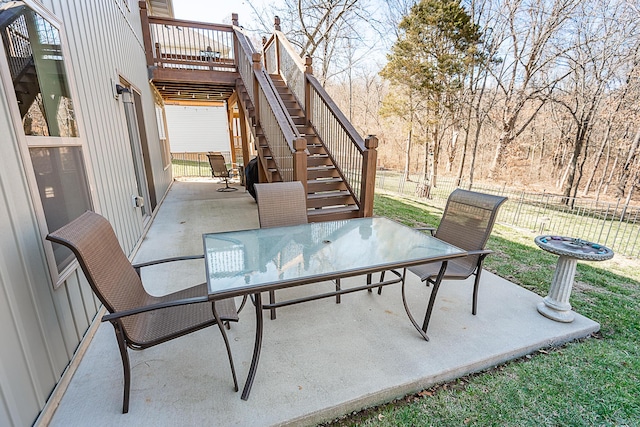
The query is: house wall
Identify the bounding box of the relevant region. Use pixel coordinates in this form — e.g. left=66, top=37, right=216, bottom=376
left=0, top=1, right=171, bottom=425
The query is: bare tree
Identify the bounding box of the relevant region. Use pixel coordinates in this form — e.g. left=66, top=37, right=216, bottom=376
left=486, top=0, right=579, bottom=179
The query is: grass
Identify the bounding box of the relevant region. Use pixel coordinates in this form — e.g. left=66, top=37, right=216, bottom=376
left=325, top=194, right=640, bottom=427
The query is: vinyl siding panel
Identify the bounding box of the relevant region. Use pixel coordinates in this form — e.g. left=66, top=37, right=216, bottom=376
left=0, top=1, right=173, bottom=425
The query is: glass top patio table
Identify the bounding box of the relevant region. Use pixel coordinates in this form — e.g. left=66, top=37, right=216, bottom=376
left=203, top=217, right=465, bottom=298
left=203, top=216, right=466, bottom=400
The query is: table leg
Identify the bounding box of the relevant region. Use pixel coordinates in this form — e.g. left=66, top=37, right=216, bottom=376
left=241, top=292, right=263, bottom=400
left=537, top=255, right=576, bottom=323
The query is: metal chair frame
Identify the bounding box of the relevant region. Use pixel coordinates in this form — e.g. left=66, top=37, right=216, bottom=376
left=405, top=189, right=507, bottom=331
left=207, top=153, right=237, bottom=192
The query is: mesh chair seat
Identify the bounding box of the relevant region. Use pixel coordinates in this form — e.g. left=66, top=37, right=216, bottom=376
left=409, top=258, right=477, bottom=282
left=124, top=284, right=238, bottom=346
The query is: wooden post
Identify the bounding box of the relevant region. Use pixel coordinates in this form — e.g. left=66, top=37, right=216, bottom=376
left=293, top=138, right=308, bottom=193
left=154, top=43, right=162, bottom=68
left=138, top=1, right=153, bottom=67
left=274, top=17, right=281, bottom=75
left=303, top=55, right=313, bottom=125
left=360, top=135, right=378, bottom=217
left=231, top=14, right=240, bottom=70
left=226, top=100, right=236, bottom=165
left=252, top=52, right=262, bottom=123
left=262, top=36, right=269, bottom=71
left=237, top=99, right=251, bottom=170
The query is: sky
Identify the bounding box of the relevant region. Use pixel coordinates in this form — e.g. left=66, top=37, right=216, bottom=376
left=172, top=0, right=268, bottom=27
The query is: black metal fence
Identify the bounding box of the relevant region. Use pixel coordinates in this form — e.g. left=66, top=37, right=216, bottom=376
left=376, top=170, right=640, bottom=259
left=171, top=152, right=232, bottom=178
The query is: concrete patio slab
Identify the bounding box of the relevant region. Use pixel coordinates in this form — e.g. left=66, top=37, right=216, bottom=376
left=47, top=179, right=600, bottom=427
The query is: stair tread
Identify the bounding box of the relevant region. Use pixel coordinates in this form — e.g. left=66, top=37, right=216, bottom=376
left=307, top=165, right=335, bottom=170
left=307, top=190, right=351, bottom=199
left=308, top=177, right=342, bottom=183
left=307, top=205, right=359, bottom=216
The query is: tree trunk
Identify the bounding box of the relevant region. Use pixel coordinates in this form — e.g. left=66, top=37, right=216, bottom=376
left=583, top=124, right=611, bottom=195
left=447, top=128, right=459, bottom=173
left=469, top=123, right=482, bottom=187
left=402, top=128, right=412, bottom=182
left=416, top=142, right=431, bottom=198
left=615, top=127, right=640, bottom=198
left=431, top=126, right=440, bottom=188
left=456, top=127, right=470, bottom=186
left=562, top=124, right=587, bottom=202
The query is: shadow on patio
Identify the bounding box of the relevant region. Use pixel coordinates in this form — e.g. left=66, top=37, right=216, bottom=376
left=47, top=179, right=599, bottom=427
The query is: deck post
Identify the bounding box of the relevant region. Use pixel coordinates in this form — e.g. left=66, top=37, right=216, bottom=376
left=274, top=17, right=281, bottom=75
left=252, top=52, right=262, bottom=124
left=138, top=1, right=153, bottom=67
left=293, top=138, right=308, bottom=193
left=360, top=135, right=378, bottom=217
left=303, top=56, right=313, bottom=125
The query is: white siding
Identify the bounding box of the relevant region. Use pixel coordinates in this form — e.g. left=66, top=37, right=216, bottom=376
left=165, top=105, right=232, bottom=153
left=0, top=1, right=173, bottom=425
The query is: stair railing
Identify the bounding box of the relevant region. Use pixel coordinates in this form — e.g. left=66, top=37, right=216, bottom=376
left=234, top=27, right=307, bottom=185
left=262, top=26, right=378, bottom=217
left=2, top=7, right=33, bottom=82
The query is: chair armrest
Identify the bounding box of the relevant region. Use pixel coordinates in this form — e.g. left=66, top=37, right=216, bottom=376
left=102, top=295, right=210, bottom=322
left=132, top=254, right=204, bottom=273
left=414, top=226, right=436, bottom=236
left=466, top=249, right=493, bottom=257
left=133, top=254, right=204, bottom=269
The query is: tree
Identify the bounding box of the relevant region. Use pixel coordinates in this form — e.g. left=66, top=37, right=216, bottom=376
left=486, top=0, right=580, bottom=179
left=380, top=0, right=485, bottom=195
left=551, top=0, right=638, bottom=202
left=251, top=0, right=375, bottom=85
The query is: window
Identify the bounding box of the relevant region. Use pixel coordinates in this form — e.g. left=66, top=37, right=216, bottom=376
left=1, top=2, right=92, bottom=283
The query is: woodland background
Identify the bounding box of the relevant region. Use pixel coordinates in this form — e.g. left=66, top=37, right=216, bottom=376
left=235, top=0, right=640, bottom=204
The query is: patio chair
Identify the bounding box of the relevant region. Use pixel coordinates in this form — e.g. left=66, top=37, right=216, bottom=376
left=255, top=181, right=321, bottom=319
left=46, top=211, right=239, bottom=414
left=404, top=189, right=507, bottom=330
left=207, top=153, right=237, bottom=192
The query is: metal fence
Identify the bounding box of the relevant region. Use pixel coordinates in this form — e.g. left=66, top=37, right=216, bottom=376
left=171, top=152, right=232, bottom=178
left=376, top=169, right=640, bottom=259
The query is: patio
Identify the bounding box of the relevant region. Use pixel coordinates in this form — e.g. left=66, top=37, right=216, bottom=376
left=47, top=179, right=599, bottom=427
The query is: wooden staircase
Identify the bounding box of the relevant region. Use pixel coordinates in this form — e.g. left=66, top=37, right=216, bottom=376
left=138, top=11, right=376, bottom=221
left=268, top=75, right=360, bottom=221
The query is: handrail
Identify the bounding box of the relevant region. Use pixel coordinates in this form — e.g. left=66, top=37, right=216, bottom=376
left=306, top=75, right=366, bottom=152
left=234, top=27, right=306, bottom=183
left=264, top=27, right=377, bottom=215
left=264, top=31, right=307, bottom=113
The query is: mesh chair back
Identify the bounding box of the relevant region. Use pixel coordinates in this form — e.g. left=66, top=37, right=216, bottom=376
left=207, top=153, right=230, bottom=178
left=435, top=189, right=507, bottom=276
left=255, top=181, right=308, bottom=228
left=47, top=211, right=147, bottom=315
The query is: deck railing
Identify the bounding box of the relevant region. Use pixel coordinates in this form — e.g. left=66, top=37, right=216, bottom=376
left=143, top=12, right=236, bottom=72
left=263, top=30, right=377, bottom=216
left=234, top=28, right=307, bottom=184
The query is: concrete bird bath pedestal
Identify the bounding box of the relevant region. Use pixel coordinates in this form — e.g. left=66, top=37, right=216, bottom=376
left=534, top=235, right=613, bottom=322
